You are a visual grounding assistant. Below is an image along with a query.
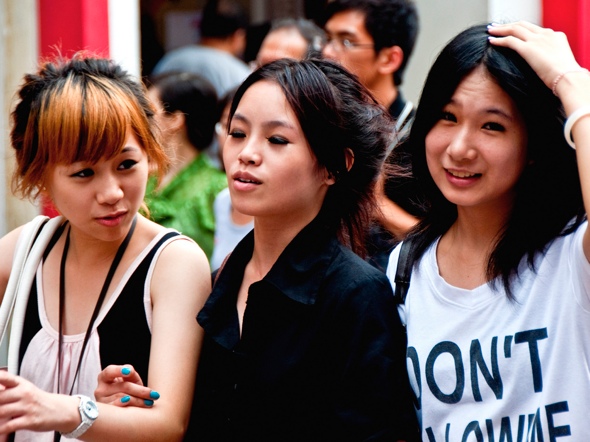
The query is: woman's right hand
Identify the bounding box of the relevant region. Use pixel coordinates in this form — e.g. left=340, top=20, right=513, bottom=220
left=95, top=365, right=160, bottom=408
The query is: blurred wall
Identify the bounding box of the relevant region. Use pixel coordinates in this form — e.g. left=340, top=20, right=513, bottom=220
left=0, top=0, right=39, bottom=235
left=401, top=0, right=540, bottom=105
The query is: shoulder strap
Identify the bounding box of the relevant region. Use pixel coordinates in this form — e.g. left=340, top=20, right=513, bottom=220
left=5, top=216, right=65, bottom=373
left=395, top=100, right=414, bottom=132
left=394, top=237, right=416, bottom=305
left=0, top=216, right=50, bottom=346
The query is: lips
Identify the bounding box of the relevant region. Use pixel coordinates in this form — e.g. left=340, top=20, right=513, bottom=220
left=232, top=171, right=262, bottom=184
left=446, top=169, right=481, bottom=179
left=97, top=210, right=127, bottom=220
left=236, top=177, right=261, bottom=184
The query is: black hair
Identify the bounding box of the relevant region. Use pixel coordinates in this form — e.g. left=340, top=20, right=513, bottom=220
left=200, top=0, right=249, bottom=39
left=404, top=24, right=584, bottom=298
left=149, top=71, right=218, bottom=151
left=323, top=0, right=419, bottom=86
left=229, top=58, right=394, bottom=256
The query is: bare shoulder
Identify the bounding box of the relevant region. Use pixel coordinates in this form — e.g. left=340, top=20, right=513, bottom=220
left=140, top=217, right=212, bottom=305
left=139, top=215, right=209, bottom=268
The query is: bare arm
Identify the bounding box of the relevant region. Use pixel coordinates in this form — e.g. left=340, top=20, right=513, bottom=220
left=374, top=174, right=419, bottom=238
left=0, top=236, right=211, bottom=441
left=488, top=22, right=590, bottom=260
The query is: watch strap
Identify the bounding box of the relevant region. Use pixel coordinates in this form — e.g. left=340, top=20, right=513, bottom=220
left=60, top=395, right=98, bottom=439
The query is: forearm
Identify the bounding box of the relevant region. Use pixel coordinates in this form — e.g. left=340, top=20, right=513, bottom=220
left=556, top=73, right=590, bottom=217
left=80, top=402, right=188, bottom=442
left=376, top=197, right=419, bottom=238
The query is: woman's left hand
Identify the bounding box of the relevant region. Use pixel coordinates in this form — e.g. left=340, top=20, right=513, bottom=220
left=95, top=364, right=159, bottom=408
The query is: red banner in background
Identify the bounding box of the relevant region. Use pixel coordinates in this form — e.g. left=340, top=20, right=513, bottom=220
left=543, top=0, right=590, bottom=68
left=37, top=0, right=110, bottom=216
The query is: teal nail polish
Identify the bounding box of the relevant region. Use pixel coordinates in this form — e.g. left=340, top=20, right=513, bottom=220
left=144, top=399, right=154, bottom=406
left=121, top=395, right=131, bottom=403
left=149, top=391, right=160, bottom=400
left=121, top=367, right=131, bottom=375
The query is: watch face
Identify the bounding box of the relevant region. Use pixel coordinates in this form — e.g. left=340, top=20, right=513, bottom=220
left=83, top=400, right=99, bottom=420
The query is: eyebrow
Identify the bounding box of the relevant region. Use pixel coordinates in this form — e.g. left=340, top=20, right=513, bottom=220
left=328, top=30, right=357, bottom=39
left=121, top=146, right=141, bottom=153
left=447, top=99, right=515, bottom=122
left=484, top=107, right=514, bottom=121
left=232, top=113, right=297, bottom=131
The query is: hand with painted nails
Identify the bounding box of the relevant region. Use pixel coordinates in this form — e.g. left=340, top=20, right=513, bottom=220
left=94, top=365, right=160, bottom=408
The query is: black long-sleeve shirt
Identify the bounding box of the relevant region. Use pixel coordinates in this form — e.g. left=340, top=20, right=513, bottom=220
left=188, top=216, right=419, bottom=441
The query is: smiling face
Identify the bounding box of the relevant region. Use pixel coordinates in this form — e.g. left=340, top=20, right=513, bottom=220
left=45, top=130, right=149, bottom=242
left=223, top=80, right=334, bottom=225
left=425, top=66, right=528, bottom=215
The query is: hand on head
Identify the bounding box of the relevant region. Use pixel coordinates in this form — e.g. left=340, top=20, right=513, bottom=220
left=487, top=21, right=583, bottom=93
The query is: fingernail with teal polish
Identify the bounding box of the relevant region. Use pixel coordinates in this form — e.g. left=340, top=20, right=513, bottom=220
left=121, top=367, right=131, bottom=375
left=144, top=399, right=154, bottom=406
left=121, top=395, right=131, bottom=403
left=150, top=391, right=160, bottom=400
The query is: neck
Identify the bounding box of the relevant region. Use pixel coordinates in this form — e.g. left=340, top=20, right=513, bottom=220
left=447, top=203, right=512, bottom=250
left=368, top=78, right=398, bottom=109
left=248, top=209, right=320, bottom=278
left=231, top=206, right=254, bottom=226
left=161, top=139, right=198, bottom=187
left=200, top=36, right=236, bottom=55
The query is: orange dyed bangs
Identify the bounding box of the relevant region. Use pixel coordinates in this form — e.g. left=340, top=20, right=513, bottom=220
left=33, top=74, right=153, bottom=166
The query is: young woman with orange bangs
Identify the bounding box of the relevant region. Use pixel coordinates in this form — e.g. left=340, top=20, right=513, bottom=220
left=0, top=56, right=211, bottom=441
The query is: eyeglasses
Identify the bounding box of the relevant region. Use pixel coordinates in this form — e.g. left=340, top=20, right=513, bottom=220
left=324, top=36, right=374, bottom=52
left=215, top=121, right=227, bottom=136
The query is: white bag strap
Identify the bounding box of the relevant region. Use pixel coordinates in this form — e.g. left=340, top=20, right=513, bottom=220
left=2, top=216, right=64, bottom=373
left=0, top=216, right=49, bottom=341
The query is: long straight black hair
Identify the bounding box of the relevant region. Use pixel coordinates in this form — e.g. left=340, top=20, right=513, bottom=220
left=404, top=24, right=584, bottom=298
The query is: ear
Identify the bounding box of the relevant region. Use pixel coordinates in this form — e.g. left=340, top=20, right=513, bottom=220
left=344, top=148, right=355, bottom=171
left=324, top=148, right=355, bottom=185
left=376, top=45, right=404, bottom=76
left=168, top=111, right=186, bottom=132
left=230, top=28, right=247, bottom=55
left=325, top=169, right=337, bottom=186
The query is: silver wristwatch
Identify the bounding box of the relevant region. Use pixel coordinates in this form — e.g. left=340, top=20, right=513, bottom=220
left=61, top=395, right=99, bottom=439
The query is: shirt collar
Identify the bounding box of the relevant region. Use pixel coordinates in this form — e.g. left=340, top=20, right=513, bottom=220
left=197, top=214, right=339, bottom=349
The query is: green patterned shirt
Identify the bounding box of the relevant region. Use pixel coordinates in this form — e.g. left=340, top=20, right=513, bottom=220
left=145, top=154, right=227, bottom=259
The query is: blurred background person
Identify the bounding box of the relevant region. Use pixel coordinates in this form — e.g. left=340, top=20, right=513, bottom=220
left=152, top=0, right=251, bottom=99
left=210, top=88, right=254, bottom=270
left=322, top=0, right=424, bottom=271
left=145, top=71, right=227, bottom=260
left=253, top=17, right=326, bottom=69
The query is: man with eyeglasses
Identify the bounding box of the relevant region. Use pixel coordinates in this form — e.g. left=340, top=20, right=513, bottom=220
left=322, top=0, right=423, bottom=272
left=322, top=0, right=418, bottom=132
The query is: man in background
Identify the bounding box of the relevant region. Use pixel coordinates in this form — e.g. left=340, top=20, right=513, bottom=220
left=322, top=0, right=418, bottom=132
left=254, top=17, right=326, bottom=68
left=152, top=0, right=251, bottom=97
left=322, top=0, right=422, bottom=270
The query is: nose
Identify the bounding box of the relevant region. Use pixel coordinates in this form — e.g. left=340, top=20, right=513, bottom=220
left=322, top=41, right=338, bottom=60
left=237, top=138, right=262, bottom=166
left=96, top=173, right=124, bottom=205
left=446, top=127, right=477, bottom=161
